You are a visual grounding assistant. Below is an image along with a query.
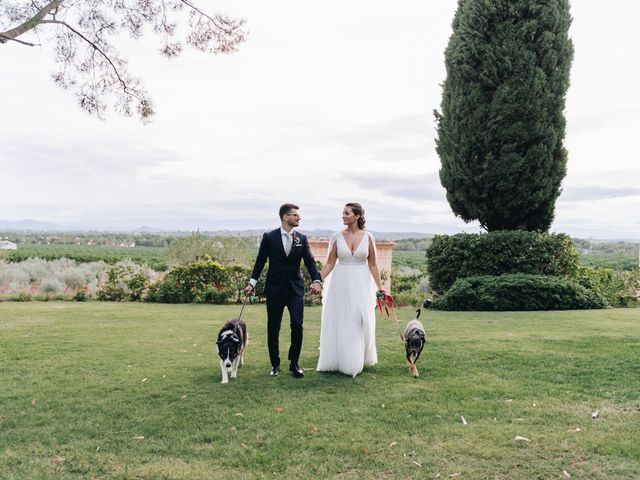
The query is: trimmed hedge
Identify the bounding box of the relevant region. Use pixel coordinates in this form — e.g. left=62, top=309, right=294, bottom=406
left=432, top=273, right=607, bottom=311
left=426, top=231, right=580, bottom=293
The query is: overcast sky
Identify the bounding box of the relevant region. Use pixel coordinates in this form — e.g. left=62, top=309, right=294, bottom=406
left=1, top=1, right=638, bottom=238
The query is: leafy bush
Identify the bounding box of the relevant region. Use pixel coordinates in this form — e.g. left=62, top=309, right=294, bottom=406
left=73, top=287, right=91, bottom=301
left=40, top=278, right=65, bottom=294
left=225, top=265, right=252, bottom=303
left=391, top=291, right=426, bottom=308
left=0, top=258, right=107, bottom=298
left=97, top=263, right=151, bottom=301
left=202, top=285, right=232, bottom=304
left=576, top=266, right=640, bottom=307
left=426, top=231, right=580, bottom=293
left=432, top=274, right=606, bottom=311
left=391, top=273, right=421, bottom=293
left=146, top=259, right=228, bottom=303
left=15, top=291, right=32, bottom=302
left=146, top=280, right=182, bottom=304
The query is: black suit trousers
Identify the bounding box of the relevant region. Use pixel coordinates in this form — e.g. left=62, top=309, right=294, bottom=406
left=266, top=287, right=304, bottom=367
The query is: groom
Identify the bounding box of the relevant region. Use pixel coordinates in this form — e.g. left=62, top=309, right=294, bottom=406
left=245, top=203, right=322, bottom=378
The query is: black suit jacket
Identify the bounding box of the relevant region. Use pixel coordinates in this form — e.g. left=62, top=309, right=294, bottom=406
left=251, top=229, right=321, bottom=298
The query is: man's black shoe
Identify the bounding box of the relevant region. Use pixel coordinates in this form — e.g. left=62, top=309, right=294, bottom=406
left=289, top=363, right=304, bottom=378
left=270, top=366, right=280, bottom=377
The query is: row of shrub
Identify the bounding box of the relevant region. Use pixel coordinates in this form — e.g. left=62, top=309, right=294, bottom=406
left=96, top=260, right=254, bottom=304
left=432, top=274, right=607, bottom=311
left=426, top=231, right=639, bottom=311
left=426, top=231, right=580, bottom=294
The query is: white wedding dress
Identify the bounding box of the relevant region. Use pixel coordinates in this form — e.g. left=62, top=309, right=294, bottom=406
left=316, top=230, right=378, bottom=377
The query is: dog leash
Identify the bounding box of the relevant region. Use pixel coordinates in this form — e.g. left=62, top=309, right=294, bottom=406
left=376, top=290, right=404, bottom=340
left=237, top=294, right=249, bottom=321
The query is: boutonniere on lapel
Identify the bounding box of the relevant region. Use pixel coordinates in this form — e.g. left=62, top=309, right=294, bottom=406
left=293, top=235, right=302, bottom=247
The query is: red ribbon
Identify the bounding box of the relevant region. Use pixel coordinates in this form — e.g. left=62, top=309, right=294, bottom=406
left=376, top=290, right=395, bottom=319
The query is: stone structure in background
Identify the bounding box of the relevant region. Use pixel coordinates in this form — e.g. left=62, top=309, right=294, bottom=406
left=308, top=238, right=394, bottom=293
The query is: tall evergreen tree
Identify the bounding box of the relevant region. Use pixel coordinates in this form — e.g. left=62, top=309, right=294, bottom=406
left=435, top=0, right=573, bottom=231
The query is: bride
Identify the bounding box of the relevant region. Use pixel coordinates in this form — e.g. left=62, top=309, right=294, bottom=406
left=316, top=202, right=384, bottom=377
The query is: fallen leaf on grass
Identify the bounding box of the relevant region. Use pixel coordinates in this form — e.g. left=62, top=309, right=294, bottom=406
left=368, top=374, right=377, bottom=379
left=461, top=416, right=467, bottom=425
left=505, top=399, right=513, bottom=402
left=132, top=435, right=144, bottom=440
left=141, top=378, right=148, bottom=383
left=52, top=456, right=65, bottom=464
left=241, top=443, right=248, bottom=449
left=514, top=436, right=530, bottom=442
left=413, top=461, right=422, bottom=468
left=362, top=448, right=369, bottom=454
left=181, top=395, right=188, bottom=399
left=563, top=470, right=571, bottom=478
left=235, top=413, right=244, bottom=417
left=449, top=474, right=461, bottom=478
left=389, top=442, right=397, bottom=448
left=565, top=428, right=581, bottom=433
left=274, top=407, right=286, bottom=412
left=310, top=425, right=318, bottom=432
left=31, top=399, right=36, bottom=406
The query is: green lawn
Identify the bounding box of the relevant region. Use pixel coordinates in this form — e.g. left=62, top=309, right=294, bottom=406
left=1, top=303, right=639, bottom=479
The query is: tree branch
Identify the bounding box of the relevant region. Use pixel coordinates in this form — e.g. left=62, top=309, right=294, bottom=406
left=0, top=33, right=40, bottom=46
left=0, top=0, right=64, bottom=44
left=179, top=0, right=231, bottom=33
left=40, top=19, right=142, bottom=102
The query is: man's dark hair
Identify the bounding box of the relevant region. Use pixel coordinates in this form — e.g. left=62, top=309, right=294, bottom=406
left=279, top=203, right=299, bottom=220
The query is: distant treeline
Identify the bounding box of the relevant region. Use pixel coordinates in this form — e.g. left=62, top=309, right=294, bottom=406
left=0, top=232, right=173, bottom=248
left=1, top=232, right=637, bottom=271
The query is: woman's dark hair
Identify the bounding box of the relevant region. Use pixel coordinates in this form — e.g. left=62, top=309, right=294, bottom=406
left=279, top=203, right=299, bottom=220
left=345, top=202, right=366, bottom=229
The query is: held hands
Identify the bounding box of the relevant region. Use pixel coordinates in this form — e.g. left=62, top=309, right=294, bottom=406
left=310, top=282, right=323, bottom=295
left=244, top=284, right=255, bottom=296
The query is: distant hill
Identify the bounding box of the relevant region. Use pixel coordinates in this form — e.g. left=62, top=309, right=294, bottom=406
left=0, top=219, right=71, bottom=231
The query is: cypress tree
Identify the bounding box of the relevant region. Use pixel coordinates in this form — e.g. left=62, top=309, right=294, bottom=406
left=435, top=0, right=574, bottom=231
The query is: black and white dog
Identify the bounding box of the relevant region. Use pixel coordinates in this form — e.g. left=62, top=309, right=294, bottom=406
left=403, top=308, right=427, bottom=378
left=216, top=318, right=247, bottom=384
